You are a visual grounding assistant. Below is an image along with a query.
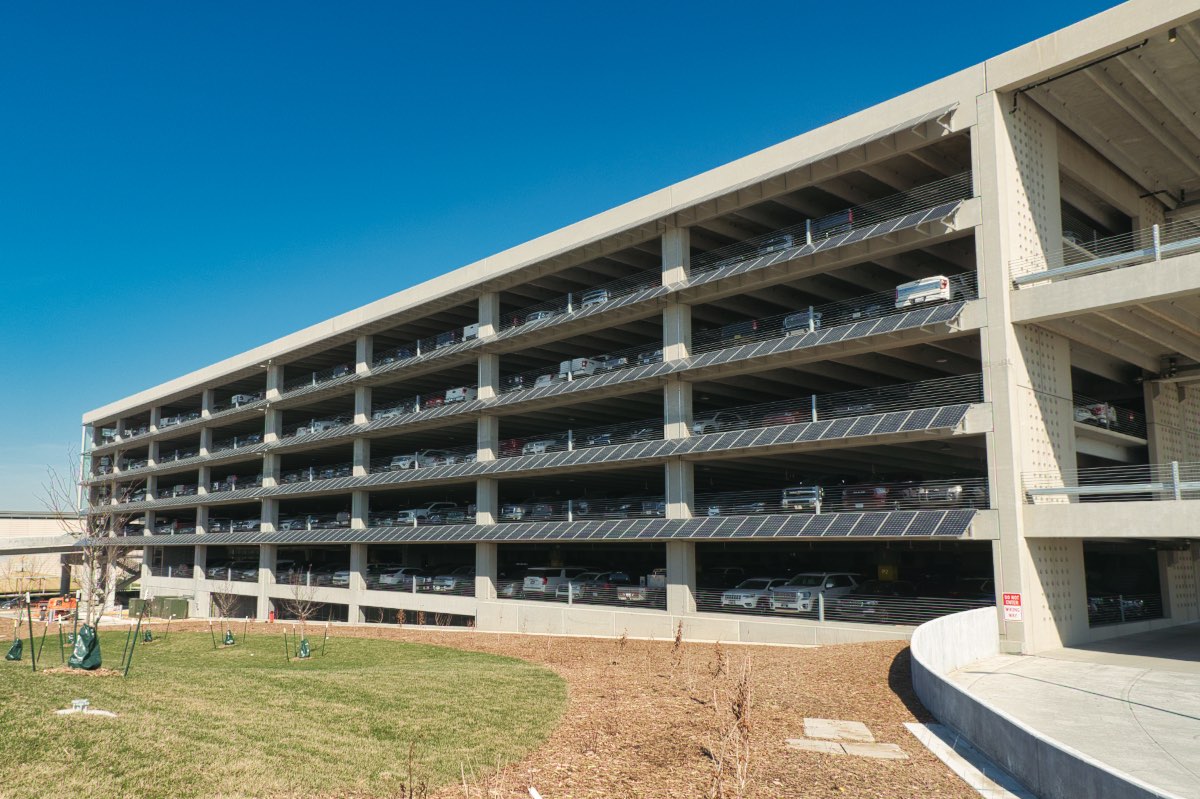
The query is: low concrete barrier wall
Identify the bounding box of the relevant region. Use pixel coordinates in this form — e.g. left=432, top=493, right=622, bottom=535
left=910, top=608, right=1176, bottom=799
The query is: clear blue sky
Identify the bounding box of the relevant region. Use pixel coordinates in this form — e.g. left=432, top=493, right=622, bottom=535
left=0, top=0, right=1118, bottom=507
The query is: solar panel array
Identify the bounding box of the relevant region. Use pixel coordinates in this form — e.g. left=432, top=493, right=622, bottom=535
left=104, top=402, right=974, bottom=513
left=687, top=200, right=966, bottom=289
left=98, top=508, right=976, bottom=548
left=88, top=301, right=970, bottom=491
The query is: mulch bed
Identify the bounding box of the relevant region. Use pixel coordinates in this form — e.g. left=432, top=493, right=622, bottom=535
left=174, top=622, right=974, bottom=799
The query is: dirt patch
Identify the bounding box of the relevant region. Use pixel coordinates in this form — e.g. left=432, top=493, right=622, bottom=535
left=162, top=621, right=971, bottom=799
left=39, top=666, right=124, bottom=678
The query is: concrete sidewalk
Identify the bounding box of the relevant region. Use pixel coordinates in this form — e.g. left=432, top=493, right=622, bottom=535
left=948, top=624, right=1200, bottom=799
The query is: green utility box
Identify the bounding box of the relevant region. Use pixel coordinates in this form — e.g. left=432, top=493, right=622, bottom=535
left=129, top=597, right=190, bottom=619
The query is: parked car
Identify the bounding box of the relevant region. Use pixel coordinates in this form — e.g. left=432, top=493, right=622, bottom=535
left=616, top=569, right=667, bottom=603
left=770, top=572, right=861, bottom=612
left=523, top=567, right=590, bottom=595
left=555, top=571, right=608, bottom=600
left=388, top=450, right=455, bottom=470
left=580, top=288, right=611, bottom=308
left=698, top=567, right=746, bottom=589
left=840, top=482, right=899, bottom=511
left=445, top=386, right=477, bottom=403
left=378, top=567, right=432, bottom=587
left=810, top=209, right=854, bottom=239
left=895, top=275, right=954, bottom=308
left=433, top=331, right=460, bottom=350
left=637, top=349, right=663, bottom=365
left=578, top=571, right=635, bottom=601
left=704, top=497, right=768, bottom=516
left=721, top=577, right=790, bottom=609
left=521, top=438, right=563, bottom=456
left=524, top=309, right=558, bottom=324
left=756, top=233, right=795, bottom=255
left=782, top=309, right=823, bottom=335
left=230, top=392, right=261, bottom=406
left=317, top=464, right=352, bottom=480
left=329, top=364, right=352, bottom=379
left=693, top=411, right=745, bottom=435
left=432, top=566, right=475, bottom=592
left=396, top=502, right=460, bottom=524
left=826, top=580, right=919, bottom=621
left=373, top=402, right=414, bottom=421
left=1074, top=402, right=1118, bottom=428
left=232, top=518, right=261, bottom=532
left=559, top=357, right=596, bottom=379
left=501, top=501, right=532, bottom=521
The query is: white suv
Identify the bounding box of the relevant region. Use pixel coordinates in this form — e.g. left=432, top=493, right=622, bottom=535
left=769, top=572, right=860, bottom=612
left=523, top=567, right=590, bottom=595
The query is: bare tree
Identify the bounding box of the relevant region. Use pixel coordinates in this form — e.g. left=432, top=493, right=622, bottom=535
left=278, top=570, right=321, bottom=634
left=41, top=447, right=145, bottom=626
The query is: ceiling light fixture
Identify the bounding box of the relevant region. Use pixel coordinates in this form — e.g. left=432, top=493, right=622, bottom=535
left=1168, top=27, right=1178, bottom=43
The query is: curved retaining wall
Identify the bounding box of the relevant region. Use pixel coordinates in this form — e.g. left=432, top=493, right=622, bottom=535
left=910, top=608, right=1177, bottom=799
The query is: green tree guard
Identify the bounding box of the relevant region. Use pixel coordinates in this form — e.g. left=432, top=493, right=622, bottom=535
left=5, top=638, right=22, bottom=661
left=143, top=630, right=154, bottom=643
left=224, top=629, right=235, bottom=646
left=67, top=624, right=102, bottom=670
left=297, top=637, right=311, bottom=659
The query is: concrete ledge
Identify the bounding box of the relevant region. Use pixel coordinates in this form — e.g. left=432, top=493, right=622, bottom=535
left=911, top=609, right=1181, bottom=799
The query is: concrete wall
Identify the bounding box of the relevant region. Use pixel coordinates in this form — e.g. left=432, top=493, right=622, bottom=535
left=911, top=608, right=1175, bottom=799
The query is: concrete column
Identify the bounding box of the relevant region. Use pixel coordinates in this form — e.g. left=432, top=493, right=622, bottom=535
left=196, top=505, right=210, bottom=535
left=262, top=453, right=280, bottom=488
left=356, top=335, right=374, bottom=374
left=475, top=542, right=499, bottom=601
left=201, top=389, right=215, bottom=419
left=261, top=499, right=279, bottom=534
left=663, top=303, right=691, bottom=362
left=193, top=544, right=209, bottom=615
left=351, top=491, right=369, bottom=529
left=265, top=363, right=284, bottom=401
left=353, top=438, right=371, bottom=477
left=256, top=544, right=277, bottom=621
left=478, top=354, right=500, bottom=400
left=662, top=226, right=690, bottom=286
left=143, top=510, right=157, bottom=536
left=149, top=407, right=161, bottom=433
left=354, top=386, right=372, bottom=426
left=478, top=292, right=500, bottom=338
left=974, top=91, right=1083, bottom=654
left=475, top=478, right=498, bottom=526
left=263, top=409, right=283, bottom=444
left=145, top=474, right=158, bottom=500
left=663, top=376, right=693, bottom=440
left=197, top=465, right=211, bottom=496
left=477, top=415, right=499, bottom=462
left=665, top=540, right=697, bottom=614
left=665, top=459, right=694, bottom=519
left=199, top=427, right=213, bottom=457
left=348, top=543, right=367, bottom=623
left=147, top=440, right=160, bottom=468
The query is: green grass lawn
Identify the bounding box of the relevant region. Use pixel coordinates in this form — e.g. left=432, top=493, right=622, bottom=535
left=0, top=629, right=566, bottom=798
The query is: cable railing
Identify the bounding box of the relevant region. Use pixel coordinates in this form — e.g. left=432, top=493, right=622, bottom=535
left=692, top=172, right=974, bottom=275
left=1071, top=394, right=1146, bottom=439
left=207, top=518, right=263, bottom=533
left=157, top=446, right=200, bottom=463
left=370, top=385, right=479, bottom=422
left=157, top=411, right=202, bottom=429
left=499, top=494, right=666, bottom=523
left=370, top=445, right=477, bottom=473
left=209, top=391, right=266, bottom=414
left=1087, top=591, right=1163, bottom=627
left=692, top=273, right=978, bottom=354
left=277, top=513, right=352, bottom=532
left=209, top=474, right=264, bottom=493
left=695, top=478, right=988, bottom=517
left=372, top=323, right=484, bottom=370
left=498, top=416, right=663, bottom=460
left=209, top=432, right=264, bottom=455
left=157, top=483, right=199, bottom=499
left=695, top=586, right=992, bottom=626
left=685, top=373, right=982, bottom=437
left=1023, top=460, right=1200, bottom=503
left=148, top=564, right=195, bottom=578
left=498, top=269, right=666, bottom=333
left=499, top=342, right=663, bottom=396
left=1011, top=218, right=1200, bottom=286
left=279, top=461, right=354, bottom=485
left=282, top=362, right=355, bottom=393
left=282, top=415, right=354, bottom=439
left=205, top=564, right=260, bottom=583
left=511, top=576, right=668, bottom=610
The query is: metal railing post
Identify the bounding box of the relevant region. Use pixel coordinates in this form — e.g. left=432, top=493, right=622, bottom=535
left=568, top=583, right=574, bottom=605
left=805, top=219, right=813, bottom=247
left=412, top=575, right=417, bottom=594
left=415, top=394, right=421, bottom=413
left=567, top=429, right=574, bottom=451
left=817, top=593, right=825, bottom=622
left=811, top=395, right=818, bottom=422
left=1119, top=595, right=1126, bottom=623
left=808, top=305, right=816, bottom=332
left=566, top=292, right=573, bottom=313
left=1152, top=224, right=1162, bottom=261
left=1171, top=461, right=1182, bottom=501
left=567, top=499, right=573, bottom=523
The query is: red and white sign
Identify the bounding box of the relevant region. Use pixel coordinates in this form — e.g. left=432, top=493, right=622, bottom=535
left=1002, top=592, right=1023, bottom=621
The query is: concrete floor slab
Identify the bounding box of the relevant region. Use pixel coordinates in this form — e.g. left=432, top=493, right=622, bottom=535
left=948, top=622, right=1200, bottom=799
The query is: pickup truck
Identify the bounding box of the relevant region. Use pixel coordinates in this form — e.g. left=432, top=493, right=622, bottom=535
left=780, top=485, right=823, bottom=513
left=895, top=275, right=953, bottom=308
left=616, top=568, right=668, bottom=603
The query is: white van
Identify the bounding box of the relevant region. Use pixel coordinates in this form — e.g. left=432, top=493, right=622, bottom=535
left=559, top=358, right=595, bottom=378
left=894, top=276, right=952, bottom=309
left=462, top=323, right=480, bottom=341
left=782, top=309, right=823, bottom=336
left=445, top=386, right=477, bottom=403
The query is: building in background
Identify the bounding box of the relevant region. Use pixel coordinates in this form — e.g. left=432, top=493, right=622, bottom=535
left=80, top=0, right=1200, bottom=652
left=0, top=511, right=79, bottom=596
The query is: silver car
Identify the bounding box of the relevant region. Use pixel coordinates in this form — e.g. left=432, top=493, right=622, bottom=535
left=721, top=577, right=789, bottom=609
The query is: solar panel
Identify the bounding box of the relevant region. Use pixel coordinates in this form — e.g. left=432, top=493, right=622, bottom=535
left=869, top=314, right=905, bottom=334
left=847, top=415, right=883, bottom=437
left=933, top=509, right=976, bottom=536
left=824, top=514, right=860, bottom=536
left=903, top=511, right=943, bottom=537
left=821, top=418, right=856, bottom=439
left=931, top=404, right=971, bottom=428
left=876, top=511, right=917, bottom=536
left=850, top=513, right=887, bottom=537
left=900, top=407, right=939, bottom=431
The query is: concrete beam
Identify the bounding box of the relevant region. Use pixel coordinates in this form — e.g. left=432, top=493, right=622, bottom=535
left=1023, top=499, right=1200, bottom=538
